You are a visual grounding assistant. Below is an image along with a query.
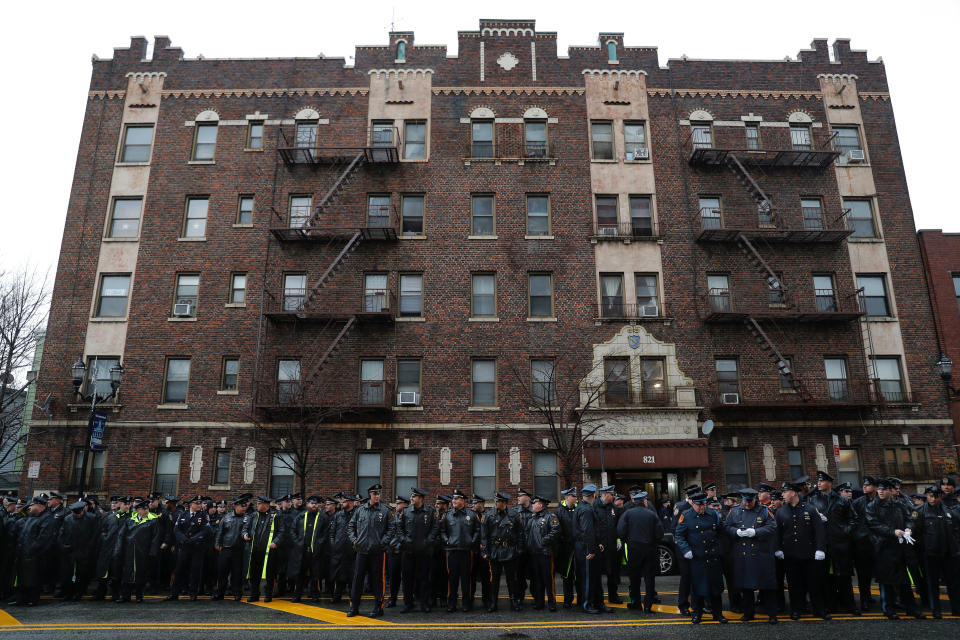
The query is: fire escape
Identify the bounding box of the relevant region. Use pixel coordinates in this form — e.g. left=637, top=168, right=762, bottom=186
left=685, top=124, right=880, bottom=409
left=255, top=126, right=401, bottom=417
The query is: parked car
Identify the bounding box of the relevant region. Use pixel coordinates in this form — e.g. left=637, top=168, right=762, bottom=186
left=657, top=532, right=677, bottom=575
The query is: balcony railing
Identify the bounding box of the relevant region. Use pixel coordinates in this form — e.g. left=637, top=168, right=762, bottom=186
left=708, top=376, right=881, bottom=408
left=683, top=126, right=841, bottom=168
left=269, top=204, right=400, bottom=242
left=466, top=139, right=556, bottom=161
left=597, top=301, right=661, bottom=320
left=702, top=287, right=863, bottom=323
left=592, top=220, right=658, bottom=240
left=696, top=207, right=853, bottom=244
left=255, top=379, right=396, bottom=414
left=277, top=125, right=400, bottom=165
left=264, top=288, right=396, bottom=322
left=584, top=384, right=676, bottom=408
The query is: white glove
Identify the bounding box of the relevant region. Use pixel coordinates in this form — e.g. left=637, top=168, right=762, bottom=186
left=736, top=529, right=746, bottom=537
left=814, top=550, right=826, bottom=561
left=774, top=550, right=784, bottom=559
left=898, top=537, right=905, bottom=544
left=745, top=528, right=756, bottom=538
left=684, top=551, right=693, bottom=560
left=819, top=512, right=828, bottom=522
left=616, top=540, right=622, bottom=551
left=903, top=532, right=916, bottom=545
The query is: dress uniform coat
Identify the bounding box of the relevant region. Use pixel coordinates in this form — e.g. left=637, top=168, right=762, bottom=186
left=674, top=508, right=725, bottom=597
left=593, top=498, right=621, bottom=602
left=58, top=511, right=99, bottom=599
left=397, top=502, right=438, bottom=611
left=724, top=503, right=777, bottom=589
left=912, top=500, right=959, bottom=616
left=775, top=499, right=827, bottom=617
left=511, top=503, right=534, bottom=597
left=121, top=512, right=162, bottom=597
left=616, top=502, right=663, bottom=611
left=347, top=500, right=394, bottom=613
left=554, top=501, right=580, bottom=607
left=573, top=499, right=603, bottom=611
left=14, top=510, right=57, bottom=593
left=524, top=509, right=560, bottom=609
left=850, top=493, right=877, bottom=609
left=243, top=509, right=286, bottom=600
left=289, top=508, right=330, bottom=600
left=213, top=509, right=249, bottom=599
left=171, top=508, right=212, bottom=599
left=95, top=510, right=128, bottom=598
left=481, top=507, right=523, bottom=610
left=440, top=506, right=480, bottom=610
left=328, top=506, right=356, bottom=601
left=864, top=496, right=923, bottom=616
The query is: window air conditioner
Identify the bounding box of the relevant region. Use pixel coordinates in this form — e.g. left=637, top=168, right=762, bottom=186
left=397, top=392, right=420, bottom=406
left=173, top=301, right=194, bottom=317
left=641, top=304, right=659, bottom=317
left=721, top=393, right=740, bottom=405
left=844, top=149, right=865, bottom=163
left=598, top=227, right=618, bottom=236
left=629, top=147, right=649, bottom=160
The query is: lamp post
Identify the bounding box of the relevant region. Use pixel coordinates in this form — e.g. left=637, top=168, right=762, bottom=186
left=936, top=352, right=959, bottom=397
left=70, top=359, right=123, bottom=497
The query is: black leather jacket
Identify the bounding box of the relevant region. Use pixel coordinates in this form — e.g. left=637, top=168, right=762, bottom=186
left=482, top=508, right=522, bottom=561
left=329, top=508, right=356, bottom=556
left=173, top=509, right=212, bottom=546
left=524, top=509, right=560, bottom=555
left=806, top=489, right=855, bottom=551
left=215, top=511, right=248, bottom=549
left=574, top=500, right=599, bottom=554
left=397, top=504, right=438, bottom=555
left=348, top=502, right=394, bottom=553
left=555, top=502, right=577, bottom=549
left=440, top=507, right=480, bottom=551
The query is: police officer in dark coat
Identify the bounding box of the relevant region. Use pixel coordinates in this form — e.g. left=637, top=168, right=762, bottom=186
left=851, top=476, right=878, bottom=611
left=775, top=479, right=829, bottom=620
left=153, top=496, right=178, bottom=595
left=940, top=476, right=958, bottom=508
left=671, top=484, right=700, bottom=615
left=524, top=495, right=560, bottom=611
left=574, top=484, right=608, bottom=614
left=290, top=495, right=330, bottom=603
left=274, top=495, right=296, bottom=596
left=119, top=498, right=162, bottom=602
left=431, top=495, right=450, bottom=607
left=397, top=487, right=438, bottom=613
left=385, top=495, right=408, bottom=608
left=593, top=486, right=622, bottom=605
left=213, top=494, right=250, bottom=601
left=805, top=471, right=858, bottom=614
left=617, top=490, right=663, bottom=614
left=553, top=487, right=580, bottom=608
left=511, top=488, right=534, bottom=600
left=328, top=493, right=357, bottom=603
left=166, top=495, right=212, bottom=601
left=482, top=491, right=522, bottom=612
left=674, top=492, right=728, bottom=624
left=440, top=489, right=480, bottom=612
left=57, top=500, right=98, bottom=601
left=243, top=495, right=286, bottom=602
left=11, top=496, right=57, bottom=606
left=95, top=496, right=130, bottom=601
left=347, top=483, right=394, bottom=618
left=865, top=478, right=925, bottom=619
left=468, top=495, right=491, bottom=609
left=725, top=488, right=778, bottom=623
left=912, top=485, right=959, bottom=618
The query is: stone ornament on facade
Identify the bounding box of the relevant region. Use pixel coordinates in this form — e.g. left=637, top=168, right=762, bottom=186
left=439, top=447, right=452, bottom=485
left=242, top=447, right=256, bottom=484
left=508, top=446, right=521, bottom=484
left=497, top=52, right=519, bottom=71
left=189, top=445, right=203, bottom=483
left=763, top=444, right=776, bottom=481
left=815, top=443, right=829, bottom=472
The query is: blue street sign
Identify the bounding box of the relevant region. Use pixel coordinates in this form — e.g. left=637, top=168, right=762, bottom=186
left=91, top=411, right=107, bottom=450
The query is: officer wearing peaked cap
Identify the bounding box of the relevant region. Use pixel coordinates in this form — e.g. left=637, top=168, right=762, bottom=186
left=241, top=496, right=287, bottom=603
left=439, top=489, right=480, bottom=612
left=554, top=487, right=581, bottom=608
left=512, top=488, right=535, bottom=600
left=911, top=485, right=958, bottom=618
left=671, top=484, right=702, bottom=615
left=328, top=492, right=357, bottom=603
left=431, top=494, right=450, bottom=608
left=806, top=470, right=858, bottom=615
left=397, top=487, right=438, bottom=613
left=574, top=485, right=607, bottom=613
left=482, top=491, right=523, bottom=612
left=725, top=488, right=777, bottom=623
left=213, top=495, right=251, bottom=601
left=347, top=483, right=394, bottom=618
left=851, top=475, right=878, bottom=611
left=775, top=479, right=829, bottom=620
left=940, top=476, right=958, bottom=508
left=57, top=498, right=99, bottom=601
left=593, top=485, right=622, bottom=605
left=617, top=489, right=663, bottom=614
left=865, top=478, right=925, bottom=619
left=674, top=493, right=727, bottom=624
left=385, top=494, right=410, bottom=608
left=525, top=495, right=560, bottom=612
left=167, top=495, right=212, bottom=602
left=95, top=494, right=130, bottom=601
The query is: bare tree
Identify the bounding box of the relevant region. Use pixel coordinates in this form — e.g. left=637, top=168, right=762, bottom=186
left=0, top=266, right=50, bottom=476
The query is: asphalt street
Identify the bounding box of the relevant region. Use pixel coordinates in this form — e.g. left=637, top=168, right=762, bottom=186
left=0, top=576, right=955, bottom=638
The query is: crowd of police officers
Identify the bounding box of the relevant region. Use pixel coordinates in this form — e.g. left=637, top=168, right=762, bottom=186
left=0, top=471, right=957, bottom=624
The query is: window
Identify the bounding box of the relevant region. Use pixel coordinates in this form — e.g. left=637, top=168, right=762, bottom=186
left=86, top=357, right=120, bottom=399
left=401, top=195, right=424, bottom=235
left=367, top=195, right=390, bottom=228
left=779, top=357, right=794, bottom=391
left=955, top=274, right=960, bottom=314
left=183, top=197, right=208, bottom=238
left=193, top=122, right=218, bottom=160
left=533, top=452, right=558, bottom=501
left=363, top=273, right=388, bottom=312
left=596, top=196, right=618, bottom=234
left=801, top=198, right=823, bottom=230
left=472, top=452, right=496, bottom=497
left=471, top=273, right=495, bottom=317
left=716, top=359, right=739, bottom=397
left=635, top=274, right=660, bottom=316
left=71, top=449, right=105, bottom=489
left=163, top=358, right=191, bottom=403
left=524, top=120, right=547, bottom=158
left=277, top=360, right=301, bottom=404
left=604, top=357, right=630, bottom=405
left=790, top=124, right=811, bottom=151
left=699, top=196, right=722, bottom=229
left=472, top=359, right=496, bottom=406
left=283, top=273, right=306, bottom=312
left=213, top=450, right=230, bottom=485
left=120, top=124, right=154, bottom=162
left=844, top=199, right=877, bottom=238
left=624, top=122, right=647, bottom=160
left=607, top=41, right=618, bottom=62
left=404, top=121, right=426, bottom=159
left=472, top=120, right=493, bottom=158
left=526, top=195, right=550, bottom=235
left=472, top=195, right=494, bottom=235
left=824, top=358, right=849, bottom=401
left=744, top=123, right=760, bottom=150
left=871, top=357, right=905, bottom=402
left=591, top=121, right=613, bottom=160
left=691, top=122, right=712, bottom=149
left=154, top=451, right=180, bottom=495
left=270, top=452, right=296, bottom=497
left=531, top=359, right=555, bottom=406
left=397, top=359, right=421, bottom=403
left=372, top=121, right=394, bottom=147
left=600, top=274, right=624, bottom=318
left=174, top=274, right=199, bottom=316
left=295, top=121, right=318, bottom=148
left=837, top=449, right=861, bottom=487
left=768, top=271, right=785, bottom=306
left=237, top=196, right=254, bottom=225
left=228, top=273, right=246, bottom=304
left=396, top=41, right=407, bottom=62
left=707, top=274, right=730, bottom=312
left=395, top=453, right=418, bottom=494
left=814, top=274, right=837, bottom=312
left=399, top=274, right=423, bottom=317
left=857, top=274, right=891, bottom=317
left=357, top=452, right=381, bottom=494
left=529, top=274, right=553, bottom=317
left=289, top=195, right=312, bottom=229
left=833, top=126, right=862, bottom=155
left=788, top=449, right=803, bottom=479
left=360, top=359, right=385, bottom=406
left=640, top=357, right=667, bottom=404
left=221, top=358, right=239, bottom=391
left=247, top=121, right=263, bottom=149
left=107, top=198, right=143, bottom=238
left=630, top=196, right=653, bottom=236
left=883, top=447, right=930, bottom=479
left=723, top=450, right=749, bottom=492
left=96, top=274, right=130, bottom=317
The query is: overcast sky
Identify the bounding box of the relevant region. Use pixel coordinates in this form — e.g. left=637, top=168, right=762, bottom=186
left=1, top=0, right=957, bottom=278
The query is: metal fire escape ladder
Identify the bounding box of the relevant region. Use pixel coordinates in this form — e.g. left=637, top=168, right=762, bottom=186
left=306, top=152, right=366, bottom=228
left=303, top=231, right=364, bottom=309
left=301, top=316, right=358, bottom=396
left=725, top=153, right=777, bottom=226
left=745, top=316, right=812, bottom=401
left=734, top=232, right=792, bottom=308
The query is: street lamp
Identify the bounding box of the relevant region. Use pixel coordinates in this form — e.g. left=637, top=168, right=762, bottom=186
left=70, top=358, right=124, bottom=497
left=936, top=352, right=959, bottom=397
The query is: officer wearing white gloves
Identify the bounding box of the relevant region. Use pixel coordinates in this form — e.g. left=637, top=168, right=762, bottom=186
left=774, top=479, right=829, bottom=620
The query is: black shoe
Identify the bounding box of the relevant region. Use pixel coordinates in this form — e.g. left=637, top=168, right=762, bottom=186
left=369, top=608, right=384, bottom=618
left=136, top=595, right=143, bottom=603
left=679, top=606, right=691, bottom=616
left=385, top=600, right=396, bottom=608
left=447, top=606, right=457, bottom=613
left=461, top=605, right=471, bottom=612
left=264, top=596, right=272, bottom=603
left=716, top=615, right=729, bottom=624
left=691, top=612, right=702, bottom=624
left=563, top=602, right=573, bottom=609
left=884, top=612, right=900, bottom=620
left=584, top=607, right=601, bottom=614
left=932, top=612, right=943, bottom=620
left=768, top=616, right=777, bottom=625
left=248, top=596, right=259, bottom=603
left=911, top=613, right=926, bottom=620
left=703, top=606, right=712, bottom=614
left=291, top=596, right=301, bottom=603
left=189, top=595, right=198, bottom=602
left=533, top=605, right=544, bottom=611
left=741, top=614, right=755, bottom=622
left=852, top=608, right=861, bottom=616
left=820, top=612, right=831, bottom=620
left=790, top=612, right=800, bottom=620
left=346, top=609, right=359, bottom=617
left=164, top=595, right=178, bottom=601
left=486, top=605, right=497, bottom=613
left=548, top=604, right=557, bottom=612
left=422, top=606, right=431, bottom=613
left=212, top=594, right=223, bottom=601
left=401, top=604, right=415, bottom=613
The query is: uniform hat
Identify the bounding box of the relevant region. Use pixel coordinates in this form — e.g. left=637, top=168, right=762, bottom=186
left=517, top=488, right=532, bottom=498
left=352, top=494, right=363, bottom=502
left=684, top=484, right=702, bottom=497
left=889, top=477, right=902, bottom=488
left=494, top=491, right=512, bottom=502
left=451, top=489, right=467, bottom=499
left=232, top=495, right=250, bottom=506
left=739, top=488, right=758, bottom=499
left=367, top=484, right=382, bottom=494
left=690, top=492, right=708, bottom=504
left=770, top=490, right=783, bottom=500
left=148, top=492, right=163, bottom=500
left=411, top=487, right=428, bottom=497
left=188, top=495, right=204, bottom=504
left=708, top=498, right=721, bottom=506
left=756, top=482, right=774, bottom=493
left=165, top=495, right=180, bottom=503
left=781, top=480, right=803, bottom=492
left=396, top=495, right=411, bottom=504
left=48, top=491, right=64, bottom=500
left=816, top=471, right=834, bottom=483
left=291, top=492, right=303, bottom=500
left=324, top=498, right=337, bottom=506
left=1, top=490, right=18, bottom=500
left=469, top=495, right=485, bottom=505
left=627, top=485, right=643, bottom=495
left=581, top=484, right=597, bottom=496
left=533, top=495, right=550, bottom=504
left=133, top=499, right=150, bottom=509
left=876, top=478, right=895, bottom=490
left=560, top=488, right=576, bottom=497
left=703, top=482, right=717, bottom=491
left=255, top=495, right=272, bottom=504
left=909, top=493, right=924, bottom=500
left=68, top=500, right=86, bottom=512
left=332, top=491, right=345, bottom=500
left=925, top=485, right=942, bottom=496
left=795, top=475, right=810, bottom=487
left=27, top=495, right=47, bottom=506
left=941, top=477, right=957, bottom=487
left=862, top=476, right=877, bottom=487
left=599, top=485, right=615, bottom=494
left=306, top=495, right=322, bottom=504
left=837, top=482, right=852, bottom=491
left=634, top=491, right=649, bottom=501
left=615, top=494, right=627, bottom=502
left=277, top=494, right=292, bottom=503
left=359, top=497, right=369, bottom=505
left=436, top=494, right=451, bottom=504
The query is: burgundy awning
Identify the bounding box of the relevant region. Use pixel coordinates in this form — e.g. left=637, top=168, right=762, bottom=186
left=583, top=439, right=709, bottom=469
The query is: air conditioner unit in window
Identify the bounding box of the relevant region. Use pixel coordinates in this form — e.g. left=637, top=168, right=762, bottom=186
left=173, top=301, right=194, bottom=317
left=627, top=147, right=649, bottom=160
left=721, top=393, right=740, bottom=405
left=844, top=149, right=865, bottom=163
left=641, top=304, right=659, bottom=317
left=397, top=392, right=420, bottom=406
left=598, top=227, right=618, bottom=236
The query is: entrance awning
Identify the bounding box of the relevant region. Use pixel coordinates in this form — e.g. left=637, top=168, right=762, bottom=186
left=583, top=439, right=709, bottom=469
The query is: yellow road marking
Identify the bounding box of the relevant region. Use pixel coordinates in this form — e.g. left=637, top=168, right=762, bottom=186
left=0, top=610, right=20, bottom=627
left=247, top=599, right=394, bottom=625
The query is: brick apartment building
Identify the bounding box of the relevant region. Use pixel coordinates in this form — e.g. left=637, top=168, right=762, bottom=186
left=26, top=19, right=955, bottom=503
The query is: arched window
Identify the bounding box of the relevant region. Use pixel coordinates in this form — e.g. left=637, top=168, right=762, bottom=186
left=607, top=41, right=618, bottom=62
left=396, top=41, right=406, bottom=62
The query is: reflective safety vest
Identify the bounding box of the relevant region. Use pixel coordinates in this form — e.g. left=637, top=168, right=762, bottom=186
left=246, top=512, right=276, bottom=580
left=304, top=511, right=321, bottom=553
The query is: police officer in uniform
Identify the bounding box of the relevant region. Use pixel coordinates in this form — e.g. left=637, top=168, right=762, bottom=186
left=468, top=495, right=491, bottom=609
left=940, top=476, right=957, bottom=508
left=12, top=496, right=57, bottom=607
left=725, top=488, right=778, bottom=624
left=95, top=496, right=130, bottom=601
left=865, top=478, right=925, bottom=619
left=671, top=484, right=700, bottom=615
left=851, top=476, right=877, bottom=611
left=674, top=492, right=728, bottom=624
left=397, top=487, right=438, bottom=613
left=512, top=489, right=534, bottom=600
left=617, top=490, right=663, bottom=614
left=440, top=489, right=479, bottom=612
left=525, top=495, right=560, bottom=611
left=290, top=495, right=329, bottom=603
left=806, top=471, right=858, bottom=615
left=166, top=495, right=211, bottom=601
left=58, top=500, right=99, bottom=600
left=385, top=495, right=408, bottom=608
left=594, top=486, right=622, bottom=605
left=274, top=495, right=296, bottom=596
left=213, top=495, right=250, bottom=601
left=775, top=479, right=829, bottom=620
left=243, top=496, right=286, bottom=603
left=912, top=485, right=959, bottom=618
left=574, top=484, right=608, bottom=614
left=120, top=498, right=162, bottom=602
left=482, top=491, right=522, bottom=612
left=554, top=487, right=580, bottom=608
left=431, top=495, right=450, bottom=607
left=328, top=493, right=357, bottom=603
left=347, top=483, right=393, bottom=618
